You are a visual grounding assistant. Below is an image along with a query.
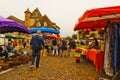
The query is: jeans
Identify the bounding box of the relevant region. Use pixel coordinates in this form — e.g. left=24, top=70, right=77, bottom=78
left=11, top=50, right=18, bottom=54
left=31, top=49, right=40, bottom=68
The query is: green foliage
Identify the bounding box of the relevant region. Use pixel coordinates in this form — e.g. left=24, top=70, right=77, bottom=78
left=89, top=33, right=96, bottom=37
left=81, top=34, right=86, bottom=39
left=66, top=36, right=72, bottom=40
left=72, top=34, right=77, bottom=39
left=78, top=30, right=84, bottom=34
left=100, top=34, right=104, bottom=38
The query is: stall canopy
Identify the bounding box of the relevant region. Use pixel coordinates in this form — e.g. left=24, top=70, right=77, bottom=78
left=4, top=34, right=24, bottom=39
left=0, top=16, right=30, bottom=33
left=5, top=34, right=13, bottom=38
left=13, top=36, right=24, bottom=39
left=74, top=6, right=120, bottom=30
left=29, top=26, right=60, bottom=34
left=45, top=34, right=58, bottom=39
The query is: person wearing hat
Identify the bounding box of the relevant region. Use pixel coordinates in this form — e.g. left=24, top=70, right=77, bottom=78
left=30, top=30, right=44, bottom=69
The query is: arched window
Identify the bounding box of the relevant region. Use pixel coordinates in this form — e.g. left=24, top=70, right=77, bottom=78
left=36, top=22, right=41, bottom=27
left=43, top=21, right=47, bottom=26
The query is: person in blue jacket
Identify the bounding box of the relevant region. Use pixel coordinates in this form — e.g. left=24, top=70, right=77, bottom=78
left=30, top=30, right=44, bottom=69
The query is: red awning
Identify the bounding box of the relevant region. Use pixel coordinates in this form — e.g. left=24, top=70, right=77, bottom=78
left=74, top=18, right=120, bottom=30
left=74, top=6, right=120, bottom=31
left=78, top=5, right=120, bottom=21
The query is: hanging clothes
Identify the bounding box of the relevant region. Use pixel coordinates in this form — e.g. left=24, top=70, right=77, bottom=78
left=113, top=22, right=120, bottom=74
left=104, top=23, right=114, bottom=76
left=104, top=22, right=120, bottom=76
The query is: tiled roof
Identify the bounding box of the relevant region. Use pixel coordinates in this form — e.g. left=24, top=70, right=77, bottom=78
left=7, top=15, right=24, bottom=25
left=31, top=14, right=60, bottom=30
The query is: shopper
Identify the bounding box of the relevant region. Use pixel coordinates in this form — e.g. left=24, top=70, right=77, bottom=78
left=30, top=30, right=44, bottom=69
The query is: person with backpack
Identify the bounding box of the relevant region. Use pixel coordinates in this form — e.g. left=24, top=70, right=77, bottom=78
left=30, top=30, right=44, bottom=69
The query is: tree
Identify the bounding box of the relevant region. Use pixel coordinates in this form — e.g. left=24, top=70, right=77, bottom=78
left=72, top=34, right=77, bottom=39
left=66, top=36, right=72, bottom=41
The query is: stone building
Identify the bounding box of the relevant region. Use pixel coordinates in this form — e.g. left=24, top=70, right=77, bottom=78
left=7, top=8, right=60, bottom=30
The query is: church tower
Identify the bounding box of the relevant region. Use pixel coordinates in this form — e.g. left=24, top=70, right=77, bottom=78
left=24, top=8, right=31, bottom=29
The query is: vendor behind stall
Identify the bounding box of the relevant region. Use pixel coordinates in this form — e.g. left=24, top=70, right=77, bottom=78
left=89, top=38, right=100, bottom=49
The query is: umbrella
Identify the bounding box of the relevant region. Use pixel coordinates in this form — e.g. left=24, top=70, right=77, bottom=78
left=74, top=6, right=120, bottom=30
left=0, top=16, right=30, bottom=33
left=5, top=34, right=13, bottom=38
left=78, top=5, right=120, bottom=21
left=13, top=36, right=24, bottom=39
left=29, top=26, right=60, bottom=34
left=4, top=34, right=24, bottom=39
left=45, top=34, right=58, bottom=39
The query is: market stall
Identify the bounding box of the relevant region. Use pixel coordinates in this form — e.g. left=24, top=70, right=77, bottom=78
left=73, top=6, right=120, bottom=75
left=74, top=47, right=104, bottom=72
left=86, top=49, right=104, bottom=72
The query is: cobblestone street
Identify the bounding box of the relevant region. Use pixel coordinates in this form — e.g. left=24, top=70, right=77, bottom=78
left=0, top=56, right=111, bottom=80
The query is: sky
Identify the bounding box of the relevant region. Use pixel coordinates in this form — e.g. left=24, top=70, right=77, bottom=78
left=0, top=0, right=120, bottom=37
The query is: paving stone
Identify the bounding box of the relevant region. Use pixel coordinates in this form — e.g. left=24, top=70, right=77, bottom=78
left=0, top=56, right=111, bottom=80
